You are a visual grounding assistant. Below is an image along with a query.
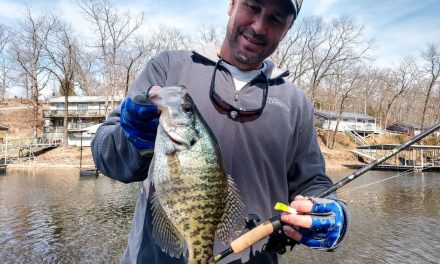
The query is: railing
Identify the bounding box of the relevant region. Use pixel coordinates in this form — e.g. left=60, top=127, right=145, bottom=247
left=344, top=124, right=376, bottom=131
left=0, top=137, right=63, bottom=164
left=2, top=137, right=63, bottom=147
left=346, top=130, right=369, bottom=146
left=43, top=122, right=98, bottom=133
left=42, top=109, right=107, bottom=118
left=319, top=121, right=377, bottom=132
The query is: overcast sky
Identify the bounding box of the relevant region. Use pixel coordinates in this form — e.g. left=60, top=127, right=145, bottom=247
left=1, top=0, right=439, bottom=68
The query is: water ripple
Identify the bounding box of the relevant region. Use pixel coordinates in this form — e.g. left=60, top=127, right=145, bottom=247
left=0, top=168, right=138, bottom=263
left=2, top=169, right=440, bottom=263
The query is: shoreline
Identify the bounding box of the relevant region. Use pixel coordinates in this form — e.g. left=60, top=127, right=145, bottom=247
left=6, top=163, right=95, bottom=169
left=4, top=144, right=364, bottom=172
left=5, top=159, right=359, bottom=172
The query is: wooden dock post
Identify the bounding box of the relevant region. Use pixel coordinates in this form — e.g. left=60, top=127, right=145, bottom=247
left=78, top=127, right=98, bottom=177
left=355, top=144, right=440, bottom=171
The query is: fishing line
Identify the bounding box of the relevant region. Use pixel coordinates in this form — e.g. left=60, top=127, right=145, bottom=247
left=337, top=169, right=419, bottom=195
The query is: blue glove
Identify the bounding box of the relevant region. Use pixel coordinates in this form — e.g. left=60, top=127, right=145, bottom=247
left=298, top=197, right=345, bottom=249
left=120, top=93, right=159, bottom=151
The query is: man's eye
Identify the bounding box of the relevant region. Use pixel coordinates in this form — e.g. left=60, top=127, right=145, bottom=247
left=271, top=17, right=283, bottom=26
left=244, top=3, right=259, bottom=13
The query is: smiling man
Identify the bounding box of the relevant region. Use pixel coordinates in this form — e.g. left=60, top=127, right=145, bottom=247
left=222, top=0, right=295, bottom=70
left=92, top=0, right=350, bottom=263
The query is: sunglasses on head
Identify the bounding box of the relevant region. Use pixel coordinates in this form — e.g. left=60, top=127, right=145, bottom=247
left=209, top=59, right=269, bottom=119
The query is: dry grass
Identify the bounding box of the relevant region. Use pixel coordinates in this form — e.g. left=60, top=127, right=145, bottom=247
left=35, top=145, right=94, bottom=165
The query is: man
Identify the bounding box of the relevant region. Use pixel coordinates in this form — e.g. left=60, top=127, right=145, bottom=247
left=91, top=0, right=349, bottom=263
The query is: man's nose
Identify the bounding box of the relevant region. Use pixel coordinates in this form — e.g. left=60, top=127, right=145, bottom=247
left=251, top=15, right=266, bottom=35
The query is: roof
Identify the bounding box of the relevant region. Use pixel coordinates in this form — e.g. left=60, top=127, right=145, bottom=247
left=48, top=95, right=124, bottom=103
left=357, top=144, right=440, bottom=150
left=314, top=110, right=375, bottom=121
left=387, top=121, right=421, bottom=130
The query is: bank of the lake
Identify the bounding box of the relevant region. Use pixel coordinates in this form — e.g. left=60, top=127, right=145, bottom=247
left=8, top=123, right=440, bottom=172
left=6, top=145, right=95, bottom=169
left=6, top=129, right=438, bottom=171
left=6, top=141, right=362, bottom=171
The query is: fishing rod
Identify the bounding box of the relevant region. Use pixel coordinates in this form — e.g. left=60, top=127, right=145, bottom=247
left=214, top=122, right=440, bottom=262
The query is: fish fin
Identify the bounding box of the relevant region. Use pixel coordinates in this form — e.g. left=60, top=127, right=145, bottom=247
left=216, top=175, right=245, bottom=245
left=143, top=156, right=155, bottom=198
left=151, top=194, right=187, bottom=258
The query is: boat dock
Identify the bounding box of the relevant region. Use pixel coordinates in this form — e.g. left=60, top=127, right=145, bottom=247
left=353, top=144, right=440, bottom=171
left=0, top=163, right=6, bottom=174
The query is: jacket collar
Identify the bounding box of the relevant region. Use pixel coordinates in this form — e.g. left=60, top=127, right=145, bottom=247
left=193, top=43, right=290, bottom=80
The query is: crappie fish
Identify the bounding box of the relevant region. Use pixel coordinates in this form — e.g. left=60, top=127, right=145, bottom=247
left=149, top=85, right=243, bottom=264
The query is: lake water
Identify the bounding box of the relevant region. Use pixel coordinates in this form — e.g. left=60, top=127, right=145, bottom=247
left=1, top=168, right=439, bottom=263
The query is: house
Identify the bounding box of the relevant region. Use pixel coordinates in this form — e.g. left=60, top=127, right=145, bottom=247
left=386, top=121, right=422, bottom=136
left=314, top=110, right=378, bottom=134
left=68, top=124, right=101, bottom=147
left=42, top=96, right=123, bottom=144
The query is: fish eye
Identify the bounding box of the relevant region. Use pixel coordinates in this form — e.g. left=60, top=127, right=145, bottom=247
left=181, top=103, right=193, bottom=113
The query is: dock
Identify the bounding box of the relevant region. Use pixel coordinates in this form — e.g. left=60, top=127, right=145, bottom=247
left=0, top=163, right=6, bottom=174
left=353, top=144, right=440, bottom=171
left=79, top=166, right=99, bottom=177
left=1, top=137, right=63, bottom=165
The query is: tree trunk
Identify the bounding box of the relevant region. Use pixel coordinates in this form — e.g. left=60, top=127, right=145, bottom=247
left=331, top=108, right=343, bottom=150
left=63, top=85, right=69, bottom=146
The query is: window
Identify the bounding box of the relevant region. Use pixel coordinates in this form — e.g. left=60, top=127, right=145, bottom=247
left=56, top=119, right=64, bottom=127
left=78, top=103, right=88, bottom=111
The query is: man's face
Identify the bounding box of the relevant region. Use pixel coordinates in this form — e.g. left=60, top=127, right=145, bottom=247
left=224, top=0, right=294, bottom=70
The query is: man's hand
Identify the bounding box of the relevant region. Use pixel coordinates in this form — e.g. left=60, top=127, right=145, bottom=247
left=120, top=86, right=161, bottom=151
left=280, top=195, right=345, bottom=250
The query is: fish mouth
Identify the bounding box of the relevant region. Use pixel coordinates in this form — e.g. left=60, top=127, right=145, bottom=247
left=168, top=137, right=196, bottom=148
left=165, top=126, right=197, bottom=148
left=168, top=134, right=194, bottom=147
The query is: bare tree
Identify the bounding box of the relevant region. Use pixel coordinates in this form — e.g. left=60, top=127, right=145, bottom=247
left=362, top=69, right=394, bottom=128
left=75, top=51, right=98, bottom=95
left=11, top=8, right=56, bottom=141
left=0, top=24, right=12, bottom=99
left=0, top=24, right=9, bottom=54
left=356, top=67, right=383, bottom=115
left=77, top=0, right=144, bottom=108
left=196, top=24, right=224, bottom=47
left=278, top=16, right=373, bottom=104
left=272, top=16, right=321, bottom=86
left=419, top=43, right=440, bottom=130
left=382, top=57, right=419, bottom=128
left=120, top=36, right=151, bottom=97
left=121, top=25, right=191, bottom=97
left=43, top=18, right=80, bottom=144
left=329, top=63, right=362, bottom=148
left=147, top=25, right=191, bottom=56
left=432, top=88, right=440, bottom=134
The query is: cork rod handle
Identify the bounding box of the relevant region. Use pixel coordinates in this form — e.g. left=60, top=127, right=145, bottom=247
left=230, top=220, right=274, bottom=253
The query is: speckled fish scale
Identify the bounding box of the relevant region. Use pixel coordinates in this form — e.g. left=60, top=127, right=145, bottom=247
left=150, top=86, right=243, bottom=264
